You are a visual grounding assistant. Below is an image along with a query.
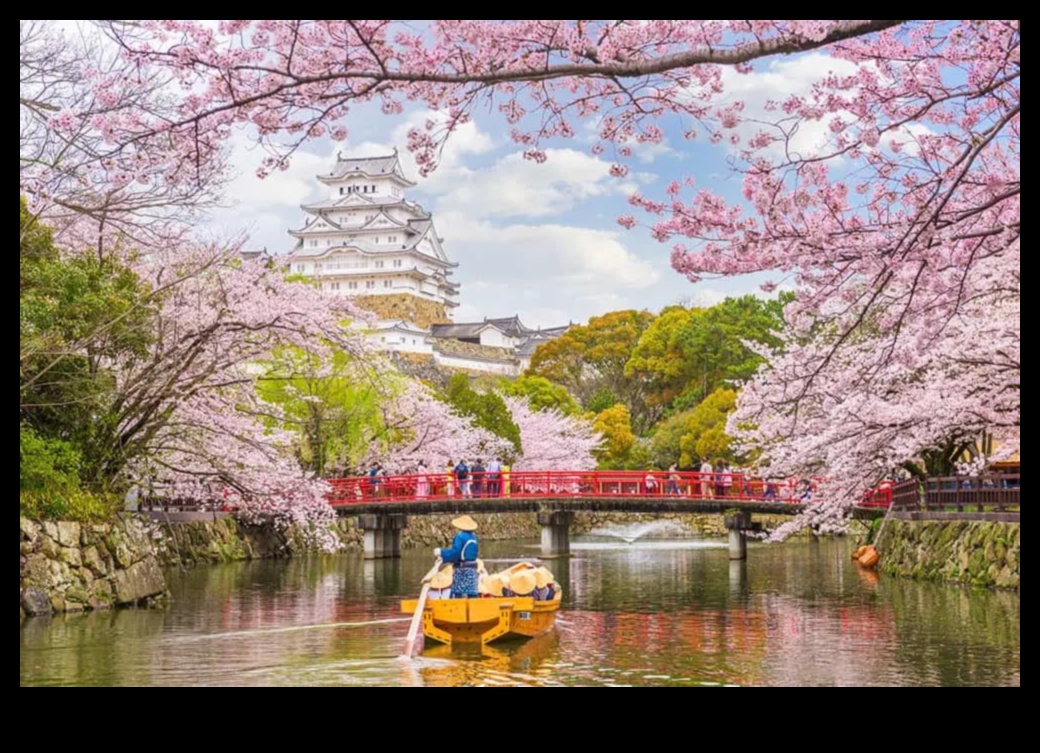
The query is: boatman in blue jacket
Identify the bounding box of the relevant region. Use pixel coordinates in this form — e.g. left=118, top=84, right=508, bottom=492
left=434, top=515, right=480, bottom=598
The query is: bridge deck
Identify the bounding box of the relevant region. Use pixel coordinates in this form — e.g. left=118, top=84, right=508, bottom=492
left=333, top=496, right=805, bottom=517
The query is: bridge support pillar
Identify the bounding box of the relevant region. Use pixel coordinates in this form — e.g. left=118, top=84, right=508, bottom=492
left=537, top=510, right=574, bottom=556
left=724, top=510, right=760, bottom=561
left=357, top=514, right=408, bottom=559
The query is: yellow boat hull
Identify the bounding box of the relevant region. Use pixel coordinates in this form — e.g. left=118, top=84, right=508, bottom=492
left=401, top=594, right=562, bottom=647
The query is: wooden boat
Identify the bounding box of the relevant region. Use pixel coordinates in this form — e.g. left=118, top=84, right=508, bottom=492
left=400, top=592, right=562, bottom=647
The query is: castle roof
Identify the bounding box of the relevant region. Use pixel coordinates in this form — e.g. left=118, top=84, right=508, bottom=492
left=317, top=150, right=415, bottom=186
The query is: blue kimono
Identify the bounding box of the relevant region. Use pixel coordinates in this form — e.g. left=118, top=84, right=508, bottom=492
left=439, top=531, right=479, bottom=598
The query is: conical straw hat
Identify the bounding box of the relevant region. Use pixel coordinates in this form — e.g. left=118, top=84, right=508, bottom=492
left=483, top=574, right=505, bottom=597
left=533, top=567, right=554, bottom=588
left=451, top=515, right=478, bottom=531
left=429, top=565, right=454, bottom=590
left=509, top=568, right=536, bottom=596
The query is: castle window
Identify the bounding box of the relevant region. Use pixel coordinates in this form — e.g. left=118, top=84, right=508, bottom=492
left=384, top=280, right=392, bottom=288
left=366, top=281, right=375, bottom=289
left=393, top=259, right=402, bottom=268
left=388, top=235, right=398, bottom=243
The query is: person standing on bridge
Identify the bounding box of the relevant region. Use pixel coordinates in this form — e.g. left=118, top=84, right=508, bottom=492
left=667, top=464, right=681, bottom=496
left=415, top=459, right=429, bottom=499
left=471, top=458, right=486, bottom=498
left=455, top=459, right=471, bottom=498
left=433, top=515, right=480, bottom=598
left=486, top=457, right=502, bottom=497
left=444, top=459, right=455, bottom=497
left=699, top=457, right=714, bottom=498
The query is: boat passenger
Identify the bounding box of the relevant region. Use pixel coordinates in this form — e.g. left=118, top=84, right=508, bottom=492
left=532, top=567, right=556, bottom=600
left=508, top=569, right=537, bottom=599
left=483, top=574, right=506, bottom=598
left=433, top=515, right=480, bottom=598
left=500, top=573, right=515, bottom=597
left=426, top=565, right=454, bottom=600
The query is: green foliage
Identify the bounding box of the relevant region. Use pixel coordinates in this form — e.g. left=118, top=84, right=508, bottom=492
left=258, top=347, right=387, bottom=476
left=590, top=403, right=637, bottom=469
left=650, top=388, right=740, bottom=468
left=626, top=294, right=789, bottom=412
left=585, top=387, right=620, bottom=415
left=499, top=374, right=580, bottom=415
left=20, top=425, right=81, bottom=492
left=20, top=489, right=122, bottom=522
left=527, top=309, right=656, bottom=431
left=442, top=373, right=521, bottom=453
left=20, top=199, right=155, bottom=487
left=649, top=409, right=694, bottom=469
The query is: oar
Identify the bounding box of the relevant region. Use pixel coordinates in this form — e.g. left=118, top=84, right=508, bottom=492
left=401, top=557, right=442, bottom=659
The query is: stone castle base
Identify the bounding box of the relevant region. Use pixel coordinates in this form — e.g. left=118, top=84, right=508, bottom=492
left=354, top=293, right=450, bottom=329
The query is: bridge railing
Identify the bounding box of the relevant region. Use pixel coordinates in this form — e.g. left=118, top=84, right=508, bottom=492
left=924, top=474, right=1019, bottom=513
left=326, top=470, right=808, bottom=506
left=881, top=474, right=1021, bottom=513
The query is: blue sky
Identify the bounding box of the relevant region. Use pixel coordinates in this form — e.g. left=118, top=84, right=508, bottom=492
left=204, top=52, right=849, bottom=327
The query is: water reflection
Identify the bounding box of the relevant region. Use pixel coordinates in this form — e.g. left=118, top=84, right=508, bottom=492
left=20, top=539, right=1020, bottom=687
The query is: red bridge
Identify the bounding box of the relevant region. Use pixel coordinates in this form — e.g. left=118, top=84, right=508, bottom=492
left=329, top=469, right=806, bottom=509
left=324, top=469, right=808, bottom=560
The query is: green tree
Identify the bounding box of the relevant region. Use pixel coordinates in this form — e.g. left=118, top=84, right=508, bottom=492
left=591, top=403, right=637, bottom=469
left=257, top=348, right=387, bottom=476
left=650, top=388, right=740, bottom=468
left=20, top=199, right=155, bottom=487
left=626, top=294, right=789, bottom=413
left=442, top=373, right=521, bottom=454
left=499, top=374, right=579, bottom=415
left=527, top=309, right=656, bottom=431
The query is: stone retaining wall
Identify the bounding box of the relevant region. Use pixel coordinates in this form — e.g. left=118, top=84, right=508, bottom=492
left=20, top=515, right=168, bottom=617
left=874, top=518, right=1020, bottom=589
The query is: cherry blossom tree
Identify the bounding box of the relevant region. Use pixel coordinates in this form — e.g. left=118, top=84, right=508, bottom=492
left=111, top=248, right=371, bottom=544
left=372, top=378, right=511, bottom=471
left=26, top=20, right=1019, bottom=533
left=504, top=397, right=600, bottom=471
left=19, top=21, right=224, bottom=252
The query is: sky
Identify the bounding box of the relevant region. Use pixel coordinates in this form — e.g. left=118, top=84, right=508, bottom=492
left=203, top=52, right=849, bottom=328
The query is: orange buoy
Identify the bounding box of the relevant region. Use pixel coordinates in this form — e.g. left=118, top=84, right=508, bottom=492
left=858, top=545, right=880, bottom=568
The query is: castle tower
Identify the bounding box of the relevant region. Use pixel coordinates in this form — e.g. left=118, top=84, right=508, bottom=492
left=287, top=150, right=458, bottom=327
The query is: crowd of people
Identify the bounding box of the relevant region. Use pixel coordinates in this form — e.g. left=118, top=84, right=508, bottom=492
left=360, top=457, right=512, bottom=499
left=356, top=457, right=812, bottom=502
left=641, top=458, right=800, bottom=500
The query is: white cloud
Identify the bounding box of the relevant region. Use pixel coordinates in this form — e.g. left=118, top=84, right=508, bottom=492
left=437, top=211, right=662, bottom=325
left=206, top=130, right=336, bottom=250
left=433, top=148, right=648, bottom=219
left=715, top=53, right=860, bottom=160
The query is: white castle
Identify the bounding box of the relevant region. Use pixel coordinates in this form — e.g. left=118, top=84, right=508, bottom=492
left=287, top=150, right=460, bottom=311
left=284, top=151, right=568, bottom=375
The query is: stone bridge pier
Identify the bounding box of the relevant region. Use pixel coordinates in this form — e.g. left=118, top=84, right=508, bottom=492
left=724, top=509, right=762, bottom=561
left=357, top=514, right=408, bottom=559
left=537, top=510, right=574, bottom=556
